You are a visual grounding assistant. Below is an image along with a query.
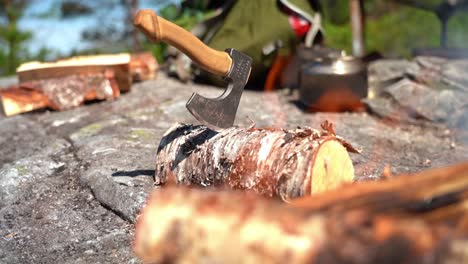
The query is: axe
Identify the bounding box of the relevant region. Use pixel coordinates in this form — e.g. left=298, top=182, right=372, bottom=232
left=134, top=10, right=252, bottom=129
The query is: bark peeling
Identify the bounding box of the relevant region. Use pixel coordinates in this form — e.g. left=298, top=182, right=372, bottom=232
left=155, top=122, right=358, bottom=199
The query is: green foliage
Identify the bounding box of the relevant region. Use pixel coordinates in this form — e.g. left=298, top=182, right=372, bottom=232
left=322, top=20, right=353, bottom=54
left=365, top=6, right=440, bottom=57
left=60, top=1, right=92, bottom=18
left=3, top=2, right=23, bottom=21
left=33, top=5, right=60, bottom=19
left=320, top=1, right=467, bottom=58
left=28, top=47, right=57, bottom=62
left=447, top=12, right=468, bottom=48
left=0, top=24, right=32, bottom=46
left=320, top=0, right=350, bottom=25
left=0, top=1, right=32, bottom=75
left=0, top=49, right=7, bottom=76
left=2, top=0, right=468, bottom=77
left=143, top=42, right=166, bottom=64
left=0, top=1, right=57, bottom=76
left=146, top=0, right=468, bottom=59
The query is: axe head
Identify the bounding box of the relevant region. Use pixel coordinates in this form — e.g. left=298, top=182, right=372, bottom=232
left=186, top=49, right=252, bottom=130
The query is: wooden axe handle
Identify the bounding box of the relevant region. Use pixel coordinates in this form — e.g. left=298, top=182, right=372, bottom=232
left=134, top=9, right=232, bottom=77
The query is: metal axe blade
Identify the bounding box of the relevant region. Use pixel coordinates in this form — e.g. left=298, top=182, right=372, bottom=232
left=186, top=49, right=252, bottom=130
left=134, top=10, right=252, bottom=129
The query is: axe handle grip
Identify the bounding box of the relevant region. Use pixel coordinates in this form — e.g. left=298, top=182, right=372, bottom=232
left=134, top=9, right=232, bottom=77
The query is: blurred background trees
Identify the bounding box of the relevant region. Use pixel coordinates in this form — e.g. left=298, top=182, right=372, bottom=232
left=0, top=0, right=31, bottom=75
left=1, top=0, right=468, bottom=76
left=393, top=0, right=468, bottom=47
left=0, top=0, right=56, bottom=75
left=321, top=0, right=468, bottom=56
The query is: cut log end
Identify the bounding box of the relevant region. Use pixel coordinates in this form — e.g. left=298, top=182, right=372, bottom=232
left=310, top=139, right=354, bottom=194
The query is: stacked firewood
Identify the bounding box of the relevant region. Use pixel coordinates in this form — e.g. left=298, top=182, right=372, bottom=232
left=0, top=52, right=158, bottom=116
left=134, top=122, right=468, bottom=263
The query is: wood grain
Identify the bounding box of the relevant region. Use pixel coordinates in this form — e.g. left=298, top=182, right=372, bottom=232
left=134, top=9, right=232, bottom=77
left=17, top=54, right=131, bottom=92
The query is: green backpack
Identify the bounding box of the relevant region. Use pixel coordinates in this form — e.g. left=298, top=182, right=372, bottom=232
left=173, top=0, right=320, bottom=86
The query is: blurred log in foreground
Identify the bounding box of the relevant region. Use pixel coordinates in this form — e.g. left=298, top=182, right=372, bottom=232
left=135, top=162, right=468, bottom=264
left=155, top=122, right=358, bottom=199
left=0, top=52, right=158, bottom=116
left=291, top=162, right=468, bottom=222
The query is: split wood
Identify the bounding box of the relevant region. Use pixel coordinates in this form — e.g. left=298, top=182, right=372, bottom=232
left=1, top=72, right=118, bottom=116
left=0, top=52, right=158, bottom=116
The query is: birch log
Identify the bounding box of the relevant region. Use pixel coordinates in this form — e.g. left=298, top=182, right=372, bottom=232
left=134, top=186, right=466, bottom=264
left=155, top=121, right=358, bottom=199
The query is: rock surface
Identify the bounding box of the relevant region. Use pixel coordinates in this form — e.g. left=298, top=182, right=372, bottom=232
left=367, top=57, right=468, bottom=136
left=1, top=69, right=467, bottom=263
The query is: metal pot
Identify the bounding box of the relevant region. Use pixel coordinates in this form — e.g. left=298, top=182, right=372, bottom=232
left=298, top=48, right=368, bottom=112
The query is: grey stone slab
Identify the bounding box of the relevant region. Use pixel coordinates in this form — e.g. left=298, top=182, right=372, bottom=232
left=0, top=72, right=467, bottom=263
left=383, top=78, right=464, bottom=122
left=0, top=115, right=53, bottom=166
left=70, top=121, right=157, bottom=222
left=0, top=137, right=137, bottom=263
left=366, top=57, right=468, bottom=145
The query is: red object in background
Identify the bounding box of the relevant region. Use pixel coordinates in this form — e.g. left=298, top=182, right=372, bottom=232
left=264, top=15, right=311, bottom=91
left=288, top=15, right=311, bottom=37
left=264, top=55, right=291, bottom=91
left=280, top=2, right=312, bottom=38
left=265, top=6, right=313, bottom=91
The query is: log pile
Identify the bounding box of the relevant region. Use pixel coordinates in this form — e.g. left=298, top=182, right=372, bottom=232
left=130, top=52, right=158, bottom=82
left=1, top=71, right=119, bottom=116
left=0, top=52, right=158, bottom=116
left=135, top=162, right=468, bottom=264
left=155, top=121, right=359, bottom=199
